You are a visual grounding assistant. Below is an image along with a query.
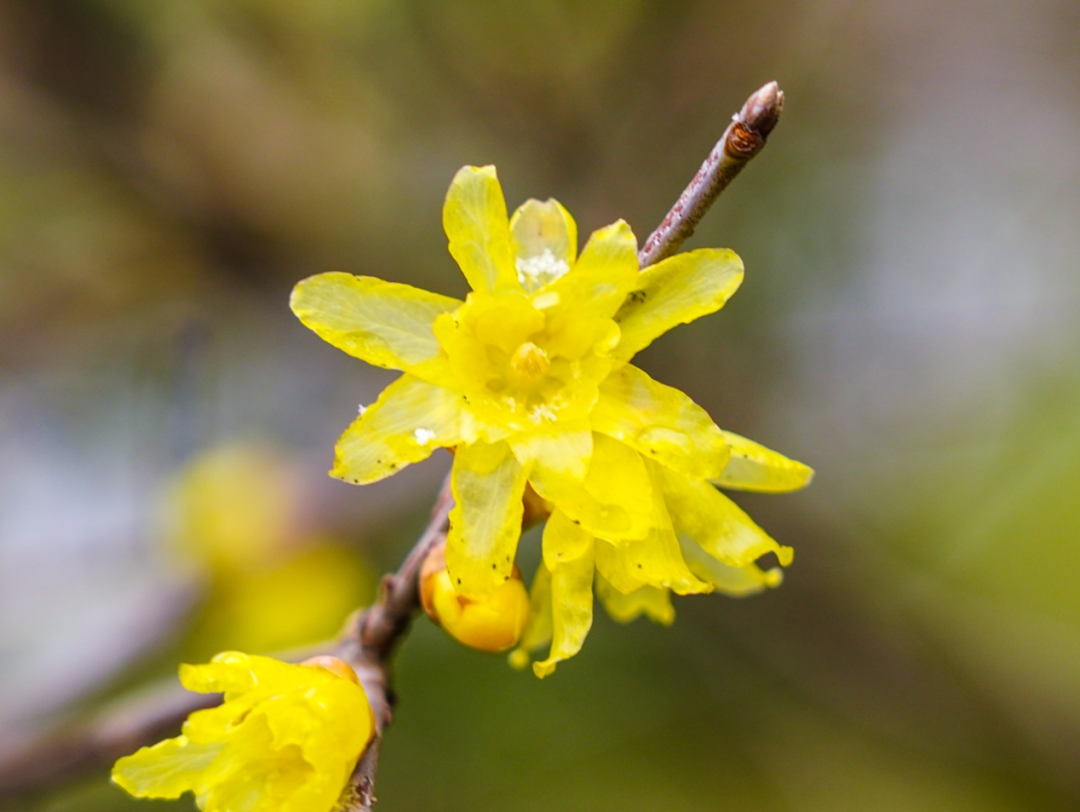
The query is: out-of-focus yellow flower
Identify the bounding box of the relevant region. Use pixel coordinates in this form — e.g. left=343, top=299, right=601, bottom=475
left=164, top=443, right=373, bottom=657
left=165, top=444, right=295, bottom=575
left=190, top=543, right=371, bottom=657
left=112, top=652, right=374, bottom=812
left=420, top=542, right=529, bottom=652
left=291, top=165, right=812, bottom=676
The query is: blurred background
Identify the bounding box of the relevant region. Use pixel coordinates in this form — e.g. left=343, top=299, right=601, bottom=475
left=1, top=0, right=1079, bottom=809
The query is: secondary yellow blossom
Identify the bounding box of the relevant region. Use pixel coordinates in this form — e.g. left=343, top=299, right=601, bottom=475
left=164, top=443, right=372, bottom=657
left=112, top=652, right=374, bottom=812
left=165, top=443, right=294, bottom=574
left=291, top=165, right=812, bottom=675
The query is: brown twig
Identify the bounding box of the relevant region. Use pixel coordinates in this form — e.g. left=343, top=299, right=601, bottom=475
left=637, top=81, right=784, bottom=268
left=0, top=679, right=220, bottom=801
left=331, top=476, right=454, bottom=812
left=0, top=83, right=782, bottom=807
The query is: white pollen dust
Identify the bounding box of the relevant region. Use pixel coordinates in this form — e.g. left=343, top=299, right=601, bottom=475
left=413, top=427, right=437, bottom=445
left=529, top=404, right=558, bottom=423
left=516, top=248, right=570, bottom=290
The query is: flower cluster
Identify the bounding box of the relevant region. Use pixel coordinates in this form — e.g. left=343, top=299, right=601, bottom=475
left=291, top=165, right=812, bottom=676
left=112, top=652, right=374, bottom=812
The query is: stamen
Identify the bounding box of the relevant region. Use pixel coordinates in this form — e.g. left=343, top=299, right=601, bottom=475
left=509, top=341, right=550, bottom=385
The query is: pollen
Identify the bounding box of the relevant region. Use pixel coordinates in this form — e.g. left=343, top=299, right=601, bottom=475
left=516, top=248, right=570, bottom=288
left=509, top=341, right=550, bottom=385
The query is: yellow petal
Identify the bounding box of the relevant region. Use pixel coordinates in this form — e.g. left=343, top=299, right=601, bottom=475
left=462, top=290, right=544, bottom=355
left=178, top=651, right=286, bottom=697
left=713, top=431, right=814, bottom=493
left=541, top=509, right=594, bottom=570
left=567, top=434, right=653, bottom=539
left=197, top=714, right=315, bottom=812
left=509, top=423, right=592, bottom=482
left=595, top=573, right=674, bottom=626
left=528, top=433, right=653, bottom=541
left=263, top=679, right=373, bottom=764
left=112, top=737, right=223, bottom=799
left=510, top=198, right=577, bottom=292
left=594, top=526, right=711, bottom=597
left=331, top=375, right=462, bottom=485
left=546, top=219, right=638, bottom=319
left=509, top=562, right=554, bottom=670
left=443, top=165, right=521, bottom=294
left=592, top=364, right=730, bottom=479
left=679, top=537, right=784, bottom=596
left=613, top=248, right=743, bottom=361
left=446, top=440, right=529, bottom=597
left=595, top=463, right=711, bottom=595
left=290, top=273, right=461, bottom=379
left=533, top=521, right=595, bottom=678
left=181, top=698, right=261, bottom=747
left=656, top=463, right=794, bottom=568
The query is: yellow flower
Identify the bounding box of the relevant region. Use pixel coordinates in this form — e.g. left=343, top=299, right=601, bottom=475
left=163, top=442, right=373, bottom=657
left=291, top=165, right=812, bottom=675
left=165, top=443, right=295, bottom=575
left=112, top=652, right=374, bottom=812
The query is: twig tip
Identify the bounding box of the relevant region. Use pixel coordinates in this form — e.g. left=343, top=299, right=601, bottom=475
left=739, top=81, right=784, bottom=137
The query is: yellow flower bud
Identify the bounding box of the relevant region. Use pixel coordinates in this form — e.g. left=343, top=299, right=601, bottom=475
left=420, top=542, right=529, bottom=652
left=301, top=654, right=361, bottom=685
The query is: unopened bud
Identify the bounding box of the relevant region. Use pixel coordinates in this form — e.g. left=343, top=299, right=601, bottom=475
left=300, top=655, right=361, bottom=685
left=420, top=542, right=529, bottom=652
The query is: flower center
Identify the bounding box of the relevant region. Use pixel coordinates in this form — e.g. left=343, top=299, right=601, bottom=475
left=509, top=341, right=550, bottom=387
left=434, top=291, right=617, bottom=433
